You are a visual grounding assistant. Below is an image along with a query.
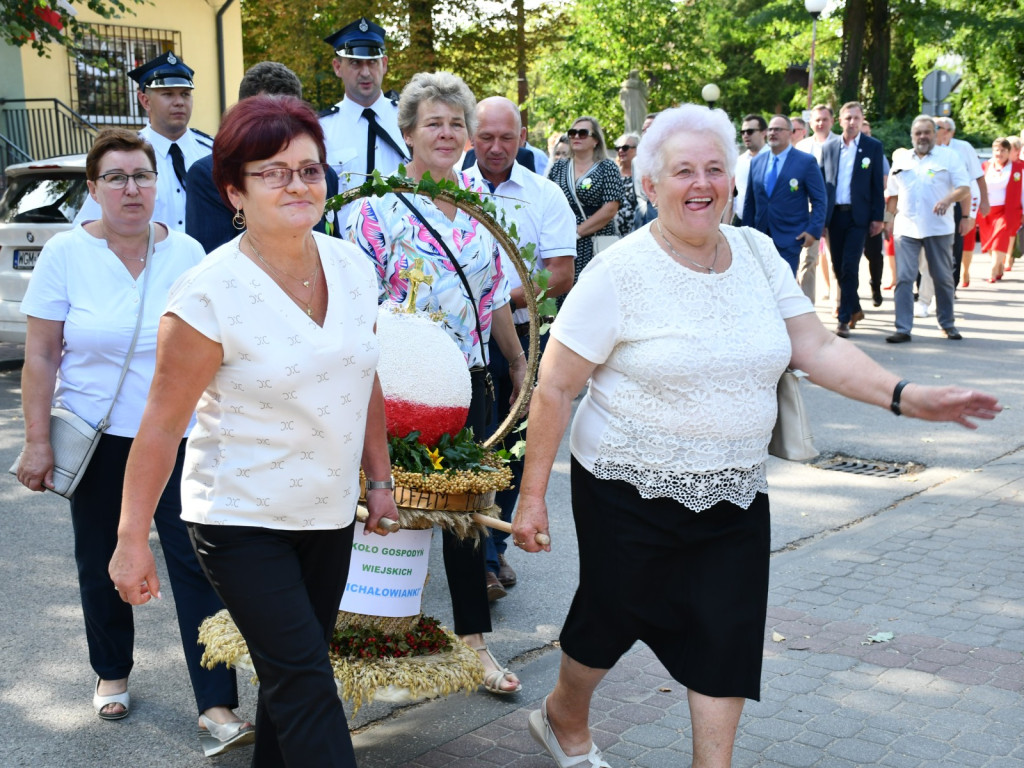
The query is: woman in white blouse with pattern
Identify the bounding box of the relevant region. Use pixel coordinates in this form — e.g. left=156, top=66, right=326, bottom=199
left=110, top=95, right=398, bottom=767
left=511, top=105, right=1001, bottom=768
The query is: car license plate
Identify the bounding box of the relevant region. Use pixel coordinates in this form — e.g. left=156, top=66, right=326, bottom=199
left=13, top=249, right=39, bottom=270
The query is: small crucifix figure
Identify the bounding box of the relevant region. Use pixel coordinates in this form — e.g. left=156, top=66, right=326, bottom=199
left=399, top=257, right=434, bottom=313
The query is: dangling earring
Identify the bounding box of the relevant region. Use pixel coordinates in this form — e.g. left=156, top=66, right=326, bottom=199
left=232, top=209, right=246, bottom=230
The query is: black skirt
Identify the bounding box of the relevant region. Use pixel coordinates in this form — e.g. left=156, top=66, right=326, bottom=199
left=560, top=458, right=770, bottom=700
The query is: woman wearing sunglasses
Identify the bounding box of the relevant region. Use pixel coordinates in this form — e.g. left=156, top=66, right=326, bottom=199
left=548, top=117, right=625, bottom=283
left=613, top=132, right=640, bottom=236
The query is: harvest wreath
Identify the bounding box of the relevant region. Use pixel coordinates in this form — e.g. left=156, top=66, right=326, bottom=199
left=199, top=171, right=547, bottom=710
left=200, top=610, right=481, bottom=714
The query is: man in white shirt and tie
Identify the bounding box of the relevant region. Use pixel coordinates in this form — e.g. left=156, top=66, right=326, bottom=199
left=319, top=17, right=409, bottom=197
left=74, top=52, right=212, bottom=231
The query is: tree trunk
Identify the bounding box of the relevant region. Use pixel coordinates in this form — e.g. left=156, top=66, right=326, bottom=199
left=866, top=0, right=890, bottom=117
left=839, top=0, right=868, bottom=104
left=408, top=0, right=436, bottom=71
left=516, top=0, right=528, bottom=127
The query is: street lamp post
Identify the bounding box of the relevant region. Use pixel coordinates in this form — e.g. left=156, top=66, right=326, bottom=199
left=701, top=83, right=721, bottom=110
left=805, top=0, right=827, bottom=110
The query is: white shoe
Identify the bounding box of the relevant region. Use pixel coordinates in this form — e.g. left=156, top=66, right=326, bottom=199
left=914, top=301, right=929, bottom=318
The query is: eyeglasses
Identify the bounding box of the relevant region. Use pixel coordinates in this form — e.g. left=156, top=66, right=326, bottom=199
left=766, top=127, right=790, bottom=133
left=567, top=128, right=592, bottom=139
left=97, top=170, right=158, bottom=189
left=243, top=163, right=328, bottom=189
left=740, top=128, right=763, bottom=136
left=615, top=144, right=637, bottom=152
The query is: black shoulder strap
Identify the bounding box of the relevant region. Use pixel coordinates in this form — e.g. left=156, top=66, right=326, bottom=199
left=394, top=192, right=488, bottom=367
left=189, top=127, right=214, bottom=148
left=319, top=105, right=340, bottom=118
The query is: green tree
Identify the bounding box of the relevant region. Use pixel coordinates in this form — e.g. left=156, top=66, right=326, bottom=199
left=241, top=0, right=564, bottom=113
left=1, top=0, right=141, bottom=56
left=529, top=0, right=724, bottom=138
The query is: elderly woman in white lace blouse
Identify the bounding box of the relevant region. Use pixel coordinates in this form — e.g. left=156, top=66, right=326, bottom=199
left=511, top=104, right=1001, bottom=768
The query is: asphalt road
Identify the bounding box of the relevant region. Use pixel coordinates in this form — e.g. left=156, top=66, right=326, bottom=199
left=0, top=254, right=1020, bottom=767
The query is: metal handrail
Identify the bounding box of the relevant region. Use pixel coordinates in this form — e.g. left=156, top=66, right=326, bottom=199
left=0, top=98, right=98, bottom=164
left=0, top=131, right=34, bottom=164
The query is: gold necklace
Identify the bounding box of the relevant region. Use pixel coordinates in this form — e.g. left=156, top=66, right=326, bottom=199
left=656, top=220, right=719, bottom=274
left=101, top=224, right=147, bottom=262
left=247, top=235, right=321, bottom=317
left=248, top=235, right=319, bottom=287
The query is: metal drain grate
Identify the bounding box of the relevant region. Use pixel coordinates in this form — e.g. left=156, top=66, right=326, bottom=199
left=813, top=457, right=918, bottom=478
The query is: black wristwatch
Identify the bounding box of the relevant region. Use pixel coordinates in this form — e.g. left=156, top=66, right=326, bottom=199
left=365, top=476, right=394, bottom=491
left=890, top=379, right=910, bottom=416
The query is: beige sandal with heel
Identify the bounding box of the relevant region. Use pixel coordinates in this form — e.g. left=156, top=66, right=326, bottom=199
left=470, top=644, right=522, bottom=694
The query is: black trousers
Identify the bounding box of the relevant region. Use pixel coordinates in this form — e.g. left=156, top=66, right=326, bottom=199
left=863, top=231, right=884, bottom=292
left=188, top=523, right=356, bottom=768
left=440, top=370, right=492, bottom=635
left=828, top=208, right=869, bottom=323
left=71, top=435, right=237, bottom=713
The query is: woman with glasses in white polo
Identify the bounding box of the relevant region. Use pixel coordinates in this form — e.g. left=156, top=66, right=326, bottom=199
left=16, top=128, right=255, bottom=755
left=547, top=117, right=625, bottom=283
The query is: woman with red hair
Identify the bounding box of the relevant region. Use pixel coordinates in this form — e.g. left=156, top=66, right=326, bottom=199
left=977, top=137, right=1024, bottom=282
left=110, top=94, right=398, bottom=766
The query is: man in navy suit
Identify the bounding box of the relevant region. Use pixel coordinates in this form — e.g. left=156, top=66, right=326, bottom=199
left=820, top=101, right=885, bottom=337
left=185, top=62, right=341, bottom=253
left=742, top=114, right=827, bottom=275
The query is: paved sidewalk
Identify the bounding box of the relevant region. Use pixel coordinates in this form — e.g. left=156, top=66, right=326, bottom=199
left=353, top=448, right=1024, bottom=767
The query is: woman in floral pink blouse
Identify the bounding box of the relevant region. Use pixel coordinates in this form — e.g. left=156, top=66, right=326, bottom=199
left=348, top=71, right=527, bottom=695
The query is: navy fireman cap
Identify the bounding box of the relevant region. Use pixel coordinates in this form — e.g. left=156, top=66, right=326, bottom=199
left=324, top=17, right=387, bottom=59
left=128, top=51, right=195, bottom=91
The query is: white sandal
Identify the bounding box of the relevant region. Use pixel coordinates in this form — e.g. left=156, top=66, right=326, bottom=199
left=197, top=714, right=256, bottom=757
left=470, top=644, right=522, bottom=695
left=92, top=677, right=130, bottom=721
left=528, top=696, right=611, bottom=768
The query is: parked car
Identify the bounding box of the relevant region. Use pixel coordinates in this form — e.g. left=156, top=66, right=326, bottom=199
left=0, top=154, right=88, bottom=344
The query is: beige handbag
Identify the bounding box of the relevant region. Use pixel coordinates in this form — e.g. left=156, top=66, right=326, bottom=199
left=739, top=227, right=818, bottom=461
left=769, top=369, right=818, bottom=461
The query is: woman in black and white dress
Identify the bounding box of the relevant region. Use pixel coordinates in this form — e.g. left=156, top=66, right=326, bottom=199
left=547, top=116, right=624, bottom=283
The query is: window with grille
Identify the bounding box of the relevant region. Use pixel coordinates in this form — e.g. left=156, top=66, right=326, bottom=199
left=69, top=24, right=183, bottom=125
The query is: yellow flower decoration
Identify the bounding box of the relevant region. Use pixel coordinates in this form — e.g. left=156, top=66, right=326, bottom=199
left=427, top=447, right=444, bottom=470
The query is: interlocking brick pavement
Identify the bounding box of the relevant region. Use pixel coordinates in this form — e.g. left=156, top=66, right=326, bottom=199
left=355, top=449, right=1024, bottom=767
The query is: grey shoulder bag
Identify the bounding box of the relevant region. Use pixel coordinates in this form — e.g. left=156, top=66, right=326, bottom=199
left=11, top=223, right=157, bottom=497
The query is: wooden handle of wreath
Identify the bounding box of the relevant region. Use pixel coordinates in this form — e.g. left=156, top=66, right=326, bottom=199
left=355, top=507, right=402, bottom=533
left=471, top=512, right=551, bottom=546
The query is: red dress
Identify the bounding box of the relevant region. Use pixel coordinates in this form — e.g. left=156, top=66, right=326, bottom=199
left=978, top=159, right=1024, bottom=253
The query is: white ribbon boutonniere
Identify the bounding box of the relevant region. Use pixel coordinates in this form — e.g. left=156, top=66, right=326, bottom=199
left=789, top=178, right=799, bottom=192
left=1014, top=172, right=1021, bottom=182
left=580, top=178, right=593, bottom=191
left=861, top=157, right=871, bottom=169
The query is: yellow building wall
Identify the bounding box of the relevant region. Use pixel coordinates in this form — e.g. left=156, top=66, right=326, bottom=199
left=17, top=0, right=243, bottom=136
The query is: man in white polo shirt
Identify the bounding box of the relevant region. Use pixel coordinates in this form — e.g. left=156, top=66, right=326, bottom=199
left=884, top=115, right=970, bottom=343
left=466, top=96, right=576, bottom=600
